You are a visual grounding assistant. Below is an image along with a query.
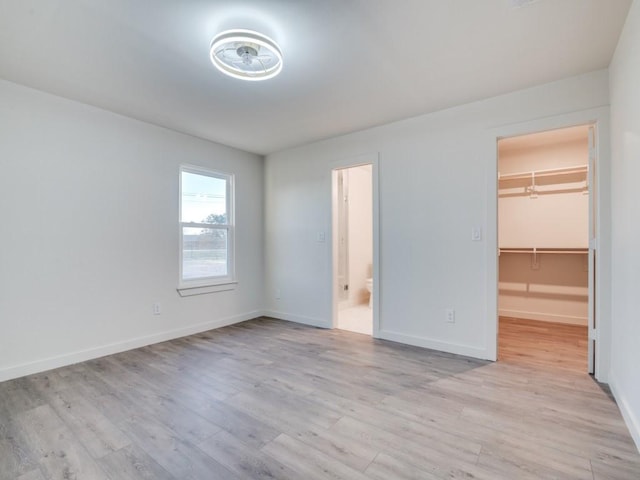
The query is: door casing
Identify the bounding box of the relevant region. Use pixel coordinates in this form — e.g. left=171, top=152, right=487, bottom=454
left=486, top=107, right=610, bottom=381
left=330, top=153, right=380, bottom=337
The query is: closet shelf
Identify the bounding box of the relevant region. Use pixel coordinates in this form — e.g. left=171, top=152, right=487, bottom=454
left=499, top=247, right=588, bottom=255
left=498, top=164, right=589, bottom=198
left=498, top=165, right=588, bottom=181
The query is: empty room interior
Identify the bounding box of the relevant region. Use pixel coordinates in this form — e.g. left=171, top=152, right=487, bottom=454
left=1, top=1, right=640, bottom=479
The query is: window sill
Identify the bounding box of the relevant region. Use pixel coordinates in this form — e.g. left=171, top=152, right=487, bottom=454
left=177, top=281, right=237, bottom=297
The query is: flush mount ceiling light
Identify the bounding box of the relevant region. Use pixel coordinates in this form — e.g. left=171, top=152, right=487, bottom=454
left=210, top=29, right=283, bottom=81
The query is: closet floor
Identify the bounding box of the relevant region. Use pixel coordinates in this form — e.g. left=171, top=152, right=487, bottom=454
left=498, top=317, right=588, bottom=373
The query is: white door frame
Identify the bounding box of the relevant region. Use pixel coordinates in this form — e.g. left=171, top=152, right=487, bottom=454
left=330, top=152, right=380, bottom=337
left=485, top=107, right=611, bottom=382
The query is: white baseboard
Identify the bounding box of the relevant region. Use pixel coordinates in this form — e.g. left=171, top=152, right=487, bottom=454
left=263, top=312, right=487, bottom=360
left=609, top=374, right=640, bottom=453
left=499, top=309, right=588, bottom=326
left=0, top=310, right=262, bottom=382
left=378, top=329, right=489, bottom=360
left=263, top=310, right=330, bottom=329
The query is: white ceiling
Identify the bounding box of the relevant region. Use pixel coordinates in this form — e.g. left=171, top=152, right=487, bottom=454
left=0, top=0, right=632, bottom=155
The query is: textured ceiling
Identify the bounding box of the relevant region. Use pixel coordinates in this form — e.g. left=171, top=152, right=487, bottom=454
left=0, top=0, right=632, bottom=154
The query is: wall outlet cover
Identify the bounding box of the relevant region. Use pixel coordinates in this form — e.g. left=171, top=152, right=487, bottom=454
left=446, top=308, right=455, bottom=323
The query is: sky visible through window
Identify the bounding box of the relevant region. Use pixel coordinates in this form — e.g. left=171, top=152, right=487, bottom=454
left=181, top=171, right=226, bottom=223
left=181, top=170, right=229, bottom=281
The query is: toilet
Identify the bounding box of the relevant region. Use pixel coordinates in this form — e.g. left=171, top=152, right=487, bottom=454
left=365, top=277, right=373, bottom=308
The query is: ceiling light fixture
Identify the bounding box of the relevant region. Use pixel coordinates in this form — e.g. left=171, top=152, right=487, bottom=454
left=210, top=29, right=283, bottom=81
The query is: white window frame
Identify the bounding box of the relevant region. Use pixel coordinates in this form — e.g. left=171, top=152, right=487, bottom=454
left=178, top=165, right=236, bottom=294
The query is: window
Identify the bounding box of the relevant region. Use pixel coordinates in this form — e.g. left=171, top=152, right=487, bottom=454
left=179, top=166, right=234, bottom=289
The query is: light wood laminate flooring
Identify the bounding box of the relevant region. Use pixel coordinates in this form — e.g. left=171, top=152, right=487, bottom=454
left=499, top=316, right=589, bottom=373
left=1, top=317, right=638, bottom=479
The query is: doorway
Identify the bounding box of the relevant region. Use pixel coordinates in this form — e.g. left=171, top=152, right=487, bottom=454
left=497, top=124, right=595, bottom=373
left=332, top=164, right=373, bottom=335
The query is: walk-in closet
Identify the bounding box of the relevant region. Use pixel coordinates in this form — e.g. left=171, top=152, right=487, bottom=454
left=497, top=125, right=592, bottom=372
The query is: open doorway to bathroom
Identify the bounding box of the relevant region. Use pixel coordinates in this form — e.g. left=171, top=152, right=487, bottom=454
left=332, top=164, right=373, bottom=335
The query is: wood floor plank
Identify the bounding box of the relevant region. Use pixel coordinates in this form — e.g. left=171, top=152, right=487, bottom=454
left=591, top=457, right=640, bottom=480
left=29, top=383, right=131, bottom=459
left=119, top=413, right=237, bottom=480
left=196, top=430, right=300, bottom=480
left=0, top=317, right=638, bottom=479
left=261, top=433, right=371, bottom=480
left=364, top=452, right=441, bottom=480
left=285, top=423, right=379, bottom=472
left=0, top=421, right=39, bottom=479
left=15, top=468, right=47, bottom=480
left=117, top=384, right=223, bottom=446
left=346, top=392, right=483, bottom=460
left=96, top=444, right=174, bottom=480
left=0, top=378, right=47, bottom=418
left=499, top=316, right=588, bottom=372
left=14, top=404, right=111, bottom=479
left=478, top=440, right=593, bottom=479
left=179, top=397, right=280, bottom=449
left=331, top=415, right=481, bottom=476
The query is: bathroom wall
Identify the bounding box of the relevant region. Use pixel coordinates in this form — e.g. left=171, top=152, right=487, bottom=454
left=498, top=128, right=589, bottom=325
left=346, top=165, right=373, bottom=306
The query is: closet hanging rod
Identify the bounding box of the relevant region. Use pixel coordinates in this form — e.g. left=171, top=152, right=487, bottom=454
left=499, top=248, right=588, bottom=255
left=498, top=164, right=588, bottom=181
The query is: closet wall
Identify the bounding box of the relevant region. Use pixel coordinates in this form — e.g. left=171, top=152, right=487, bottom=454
left=498, top=126, right=589, bottom=325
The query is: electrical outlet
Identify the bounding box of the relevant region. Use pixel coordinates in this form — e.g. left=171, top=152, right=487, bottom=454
left=509, top=0, right=539, bottom=8
left=471, top=227, right=482, bottom=241
left=275, top=288, right=281, bottom=300
left=317, top=231, right=326, bottom=243
left=445, top=308, right=455, bottom=323
left=153, top=303, right=161, bottom=315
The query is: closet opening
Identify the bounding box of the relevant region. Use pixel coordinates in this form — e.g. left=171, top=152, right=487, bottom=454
left=497, top=124, right=596, bottom=373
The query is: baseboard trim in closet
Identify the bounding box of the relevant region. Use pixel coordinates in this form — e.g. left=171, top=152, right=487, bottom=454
left=498, top=309, right=587, bottom=326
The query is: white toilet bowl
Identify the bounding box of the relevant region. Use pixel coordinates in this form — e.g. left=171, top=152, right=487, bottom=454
left=365, top=278, right=373, bottom=308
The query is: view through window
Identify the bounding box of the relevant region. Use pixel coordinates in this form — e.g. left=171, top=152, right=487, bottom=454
left=180, top=166, right=234, bottom=285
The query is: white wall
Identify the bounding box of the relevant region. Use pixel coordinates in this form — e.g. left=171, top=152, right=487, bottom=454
left=346, top=165, right=373, bottom=306
left=0, top=79, right=264, bottom=381
left=609, top=0, right=640, bottom=451
left=264, top=69, right=609, bottom=359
